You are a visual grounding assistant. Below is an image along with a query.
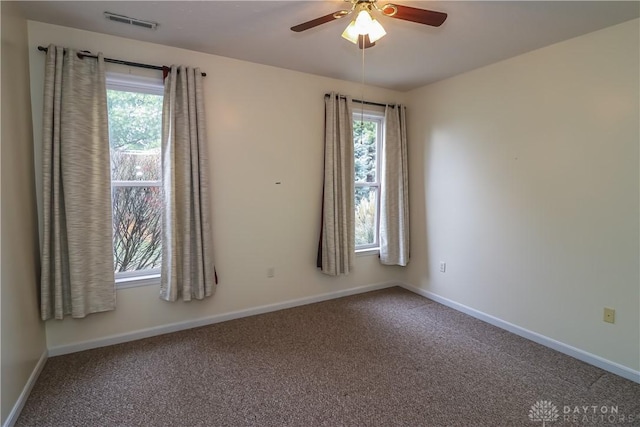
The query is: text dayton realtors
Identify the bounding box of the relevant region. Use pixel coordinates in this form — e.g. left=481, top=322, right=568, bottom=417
left=562, top=405, right=636, bottom=424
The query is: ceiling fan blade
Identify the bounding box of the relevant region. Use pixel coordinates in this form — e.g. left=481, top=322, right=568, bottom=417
left=290, top=10, right=350, bottom=32
left=382, top=4, right=447, bottom=27
left=358, top=34, right=375, bottom=49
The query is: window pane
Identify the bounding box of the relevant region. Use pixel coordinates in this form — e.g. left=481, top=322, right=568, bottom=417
left=355, top=186, right=377, bottom=247
left=107, top=90, right=163, bottom=151
left=107, top=90, right=162, bottom=181
left=112, top=186, right=162, bottom=273
left=354, top=120, right=378, bottom=183
left=108, top=88, right=163, bottom=275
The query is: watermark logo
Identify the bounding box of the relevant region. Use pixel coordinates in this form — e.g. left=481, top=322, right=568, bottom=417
left=528, top=400, right=638, bottom=425
left=529, top=401, right=559, bottom=426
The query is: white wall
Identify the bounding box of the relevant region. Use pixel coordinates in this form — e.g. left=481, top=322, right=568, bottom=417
left=27, top=22, right=407, bottom=350
left=407, top=19, right=639, bottom=371
left=1, top=3, right=48, bottom=424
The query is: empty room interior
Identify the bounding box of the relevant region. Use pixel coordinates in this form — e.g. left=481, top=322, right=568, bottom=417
left=1, top=1, right=639, bottom=425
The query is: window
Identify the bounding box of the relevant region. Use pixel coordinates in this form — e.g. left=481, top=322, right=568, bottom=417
left=353, top=111, right=383, bottom=250
left=106, top=74, right=164, bottom=284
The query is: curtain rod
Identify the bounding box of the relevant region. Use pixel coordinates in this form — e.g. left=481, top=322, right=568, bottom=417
left=324, top=93, right=396, bottom=108
left=37, top=46, right=206, bottom=77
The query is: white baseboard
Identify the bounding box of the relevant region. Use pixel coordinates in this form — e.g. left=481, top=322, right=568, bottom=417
left=3, top=349, right=48, bottom=427
left=398, top=282, right=640, bottom=384
left=48, top=281, right=398, bottom=357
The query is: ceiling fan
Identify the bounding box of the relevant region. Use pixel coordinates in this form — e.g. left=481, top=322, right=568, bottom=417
left=291, top=0, right=447, bottom=49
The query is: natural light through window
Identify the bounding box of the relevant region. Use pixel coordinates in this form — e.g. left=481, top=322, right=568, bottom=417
left=354, top=112, right=383, bottom=250
left=107, top=75, right=163, bottom=281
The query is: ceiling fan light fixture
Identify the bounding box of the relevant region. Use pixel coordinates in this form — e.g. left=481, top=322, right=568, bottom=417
left=354, top=9, right=374, bottom=31
left=341, top=9, right=386, bottom=44
left=367, top=19, right=386, bottom=42
left=341, top=21, right=360, bottom=44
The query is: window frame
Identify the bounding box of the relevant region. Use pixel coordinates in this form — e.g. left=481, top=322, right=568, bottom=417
left=353, top=110, right=384, bottom=252
left=106, top=73, right=164, bottom=288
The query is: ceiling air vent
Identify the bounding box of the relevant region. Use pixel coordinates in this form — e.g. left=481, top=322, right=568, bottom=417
left=104, top=12, right=158, bottom=30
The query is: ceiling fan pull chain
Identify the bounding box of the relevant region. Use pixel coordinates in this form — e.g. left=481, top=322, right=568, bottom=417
left=361, top=37, right=365, bottom=123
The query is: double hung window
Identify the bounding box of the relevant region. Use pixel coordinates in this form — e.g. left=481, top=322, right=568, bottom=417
left=106, top=74, right=164, bottom=285
left=353, top=111, right=383, bottom=251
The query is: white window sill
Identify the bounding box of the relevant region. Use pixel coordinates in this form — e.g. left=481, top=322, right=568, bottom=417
left=356, top=248, right=380, bottom=257
left=116, top=273, right=160, bottom=289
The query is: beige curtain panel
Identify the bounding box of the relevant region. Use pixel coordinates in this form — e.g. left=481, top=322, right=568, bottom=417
left=160, top=65, right=216, bottom=302
left=40, top=44, right=116, bottom=320
left=380, top=104, right=410, bottom=266
left=317, top=93, right=355, bottom=276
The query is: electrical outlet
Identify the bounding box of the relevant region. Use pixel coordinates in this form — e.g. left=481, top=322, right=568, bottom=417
left=603, top=307, right=615, bottom=324
left=267, top=267, right=275, bottom=278
left=439, top=262, right=446, bottom=273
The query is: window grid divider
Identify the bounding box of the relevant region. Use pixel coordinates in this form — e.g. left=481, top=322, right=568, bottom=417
left=112, top=180, right=161, bottom=187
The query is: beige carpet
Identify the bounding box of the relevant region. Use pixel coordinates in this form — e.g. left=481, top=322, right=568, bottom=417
left=16, top=287, right=640, bottom=426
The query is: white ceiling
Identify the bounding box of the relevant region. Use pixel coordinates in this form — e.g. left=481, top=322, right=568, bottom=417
left=17, top=1, right=640, bottom=91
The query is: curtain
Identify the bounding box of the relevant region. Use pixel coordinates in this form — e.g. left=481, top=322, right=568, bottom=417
left=40, top=44, right=115, bottom=320
left=160, top=65, right=216, bottom=302
left=317, top=93, right=355, bottom=275
left=380, top=104, right=410, bottom=266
